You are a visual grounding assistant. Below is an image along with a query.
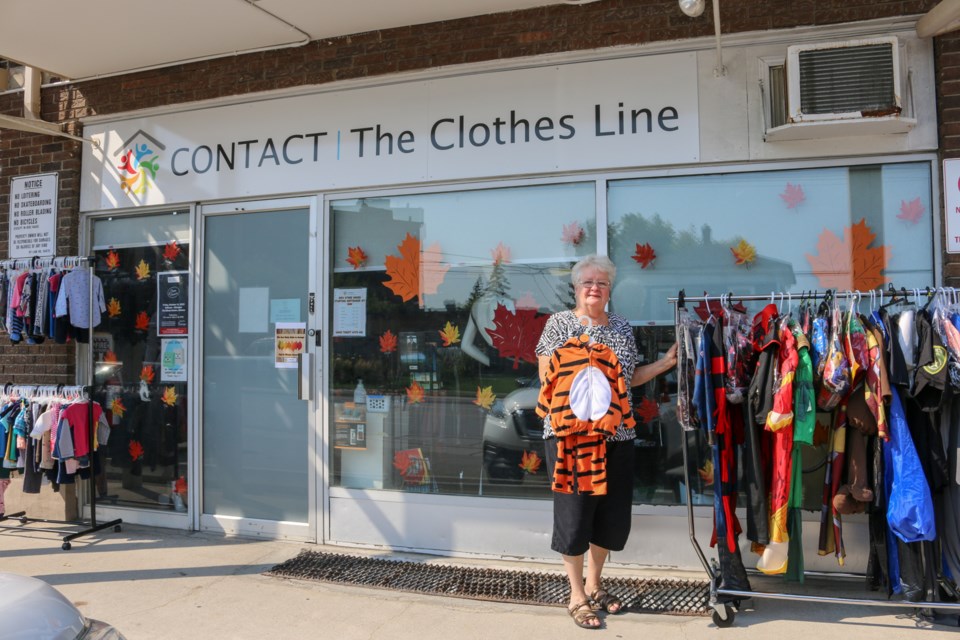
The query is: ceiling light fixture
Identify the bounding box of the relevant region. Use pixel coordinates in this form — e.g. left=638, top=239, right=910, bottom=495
left=679, top=0, right=725, bottom=76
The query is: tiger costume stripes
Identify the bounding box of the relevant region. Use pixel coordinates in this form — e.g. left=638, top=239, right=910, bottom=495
left=537, top=334, right=635, bottom=495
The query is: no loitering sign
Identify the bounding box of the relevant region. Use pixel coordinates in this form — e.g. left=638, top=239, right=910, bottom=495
left=9, top=172, right=57, bottom=258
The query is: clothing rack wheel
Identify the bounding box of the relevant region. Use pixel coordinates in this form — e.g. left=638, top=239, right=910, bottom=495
left=670, top=288, right=960, bottom=627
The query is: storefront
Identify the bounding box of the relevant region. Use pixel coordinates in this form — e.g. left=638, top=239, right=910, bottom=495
left=2, top=7, right=949, bottom=571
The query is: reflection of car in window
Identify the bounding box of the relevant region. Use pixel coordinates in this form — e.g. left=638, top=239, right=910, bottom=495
left=481, top=379, right=548, bottom=484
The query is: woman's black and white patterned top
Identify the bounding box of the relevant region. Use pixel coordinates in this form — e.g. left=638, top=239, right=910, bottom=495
left=535, top=309, right=639, bottom=442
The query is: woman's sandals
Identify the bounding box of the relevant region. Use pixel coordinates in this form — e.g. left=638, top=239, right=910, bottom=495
left=568, top=601, right=601, bottom=629
left=590, top=588, right=624, bottom=614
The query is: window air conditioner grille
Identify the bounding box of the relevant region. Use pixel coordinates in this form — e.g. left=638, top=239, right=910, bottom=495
left=768, top=64, right=787, bottom=128
left=798, top=43, right=895, bottom=115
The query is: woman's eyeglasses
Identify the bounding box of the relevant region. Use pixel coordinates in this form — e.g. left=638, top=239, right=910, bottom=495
left=578, top=280, right=611, bottom=290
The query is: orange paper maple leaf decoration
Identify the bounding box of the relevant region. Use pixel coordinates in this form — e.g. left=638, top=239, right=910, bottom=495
left=698, top=459, right=715, bottom=486
left=103, top=350, right=118, bottom=363
left=110, top=397, right=126, bottom=418
left=439, top=321, right=460, bottom=347
left=135, top=259, right=151, bottom=280
left=140, top=365, right=155, bottom=383
left=731, top=239, right=757, bottom=266
left=805, top=218, right=889, bottom=291
left=161, top=386, right=178, bottom=407
left=491, top=242, right=512, bottom=265
left=163, top=241, right=181, bottom=261
left=174, top=476, right=187, bottom=495
left=392, top=448, right=427, bottom=483
left=474, top=385, right=496, bottom=410
left=135, top=311, right=150, bottom=331
left=346, top=246, right=368, bottom=269
left=632, top=242, right=656, bottom=269
left=107, top=297, right=122, bottom=318
left=485, top=304, right=549, bottom=369
left=897, top=197, right=925, bottom=224
left=129, top=440, right=144, bottom=461
left=379, top=330, right=397, bottom=354
left=383, top=233, right=449, bottom=307
left=519, top=450, right=542, bottom=475
left=406, top=380, right=425, bottom=404
left=780, top=183, right=806, bottom=209
left=106, top=250, right=120, bottom=270
left=636, top=397, right=660, bottom=423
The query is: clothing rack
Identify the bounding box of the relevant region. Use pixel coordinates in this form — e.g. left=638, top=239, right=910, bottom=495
left=668, top=287, right=960, bottom=627
left=0, top=255, right=122, bottom=550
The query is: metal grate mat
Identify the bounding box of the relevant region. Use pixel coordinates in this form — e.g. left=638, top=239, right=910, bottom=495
left=266, top=550, right=709, bottom=616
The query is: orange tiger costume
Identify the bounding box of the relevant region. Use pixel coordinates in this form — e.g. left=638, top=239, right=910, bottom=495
left=537, top=334, right=635, bottom=495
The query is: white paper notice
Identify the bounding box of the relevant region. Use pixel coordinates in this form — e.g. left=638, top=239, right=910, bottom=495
left=333, top=288, right=367, bottom=337
left=239, top=287, right=269, bottom=333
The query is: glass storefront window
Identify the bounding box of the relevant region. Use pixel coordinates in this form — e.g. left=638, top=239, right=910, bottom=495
left=330, top=183, right=594, bottom=498
left=91, top=211, right=190, bottom=511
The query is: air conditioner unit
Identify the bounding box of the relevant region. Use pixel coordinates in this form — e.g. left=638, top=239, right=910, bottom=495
left=764, top=36, right=916, bottom=142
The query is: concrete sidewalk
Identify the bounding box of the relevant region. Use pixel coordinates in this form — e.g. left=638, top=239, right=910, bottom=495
left=0, top=521, right=956, bottom=640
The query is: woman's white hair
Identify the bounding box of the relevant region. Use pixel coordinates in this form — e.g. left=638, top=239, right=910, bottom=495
left=571, top=255, right=616, bottom=286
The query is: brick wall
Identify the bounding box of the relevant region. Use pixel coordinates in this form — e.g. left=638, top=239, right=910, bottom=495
left=0, top=0, right=947, bottom=382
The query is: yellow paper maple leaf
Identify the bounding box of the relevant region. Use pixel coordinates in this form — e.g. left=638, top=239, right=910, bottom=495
left=474, top=385, right=496, bottom=410
left=107, top=297, right=122, bottom=318
left=519, top=450, right=542, bottom=475
left=135, top=259, right=151, bottom=280
left=110, top=397, right=126, bottom=418
left=406, top=380, right=424, bottom=404
left=439, top=321, right=460, bottom=347
left=730, top=239, right=757, bottom=266
left=161, top=386, right=178, bottom=407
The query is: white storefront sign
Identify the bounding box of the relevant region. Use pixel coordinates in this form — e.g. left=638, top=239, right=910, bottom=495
left=9, top=173, right=57, bottom=257
left=80, top=53, right=699, bottom=210
left=946, top=159, right=960, bottom=253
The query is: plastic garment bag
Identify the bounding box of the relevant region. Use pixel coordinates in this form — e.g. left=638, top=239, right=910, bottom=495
left=885, top=387, right=936, bottom=543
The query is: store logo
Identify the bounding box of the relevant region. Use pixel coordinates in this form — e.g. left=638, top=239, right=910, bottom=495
left=114, top=130, right=166, bottom=195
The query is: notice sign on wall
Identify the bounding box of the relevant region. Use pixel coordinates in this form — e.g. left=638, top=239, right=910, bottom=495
left=9, top=173, right=57, bottom=258
left=945, top=159, right=960, bottom=253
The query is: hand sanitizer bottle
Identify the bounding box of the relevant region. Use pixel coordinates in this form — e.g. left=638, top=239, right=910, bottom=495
left=353, top=379, right=367, bottom=406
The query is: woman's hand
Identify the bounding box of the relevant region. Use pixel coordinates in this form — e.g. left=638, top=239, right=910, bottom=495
left=631, top=342, right=678, bottom=387
left=662, top=342, right=678, bottom=369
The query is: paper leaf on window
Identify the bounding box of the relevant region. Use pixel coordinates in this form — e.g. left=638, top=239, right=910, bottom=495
left=693, top=298, right=724, bottom=322
left=103, top=350, right=118, bottom=363
left=163, top=241, right=181, bottom=261
left=135, top=311, right=150, bottom=331
left=897, top=197, right=925, bottom=224
left=140, top=365, right=155, bottom=384
left=439, top=321, right=460, bottom=347
left=106, top=250, right=120, bottom=270
left=805, top=218, right=888, bottom=290
left=406, top=380, right=425, bottom=404
left=383, top=234, right=449, bottom=306
left=392, top=448, right=427, bottom=483
left=485, top=304, right=549, bottom=369
left=780, top=183, right=806, bottom=209
left=379, top=329, right=398, bottom=354
left=515, top=292, right=538, bottom=310
left=161, top=386, right=178, bottom=407
left=420, top=242, right=449, bottom=300
left=632, top=242, right=656, bottom=269
left=491, top=242, right=512, bottom=265
left=107, top=297, right=122, bottom=318
left=346, top=246, right=368, bottom=270
left=730, top=239, right=757, bottom=266
left=474, top=385, right=496, bottom=410
left=110, top=398, right=126, bottom=419
left=175, top=476, right=187, bottom=495
left=561, top=221, right=586, bottom=246
left=135, top=259, right=151, bottom=280
left=636, top=397, right=660, bottom=423
left=128, top=440, right=144, bottom=461
left=519, top=450, right=542, bottom=475
left=698, top=459, right=715, bottom=485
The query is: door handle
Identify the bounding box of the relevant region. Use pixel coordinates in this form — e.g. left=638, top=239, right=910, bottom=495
left=298, top=353, right=313, bottom=401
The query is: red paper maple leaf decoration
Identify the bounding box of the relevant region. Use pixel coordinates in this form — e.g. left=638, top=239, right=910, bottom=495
left=519, top=450, right=542, bottom=475
left=129, top=440, right=144, bottom=461
left=693, top=298, right=724, bottom=321
left=491, top=242, right=511, bottom=265
left=379, top=329, right=397, bottom=354
left=897, top=197, right=925, bottom=224
left=406, top=380, right=425, bottom=404
left=163, top=241, right=181, bottom=261
left=135, top=311, right=149, bottom=331
left=346, top=246, right=368, bottom=269
left=636, top=397, right=660, bottom=423
left=515, top=292, right=538, bottom=310
left=805, top=218, right=889, bottom=291
left=140, top=365, right=155, bottom=383
left=561, top=221, right=585, bottom=246
left=632, top=242, right=656, bottom=269
left=485, top=304, right=549, bottom=369
left=103, top=350, right=118, bottom=363
left=383, top=233, right=449, bottom=307
left=780, top=183, right=805, bottom=209
left=106, top=250, right=120, bottom=270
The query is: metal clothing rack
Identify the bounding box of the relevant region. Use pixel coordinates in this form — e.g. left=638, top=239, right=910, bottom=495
left=668, top=287, right=960, bottom=627
left=0, top=255, right=122, bottom=550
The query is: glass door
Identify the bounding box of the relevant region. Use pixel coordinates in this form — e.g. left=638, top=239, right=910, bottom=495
left=198, top=198, right=317, bottom=540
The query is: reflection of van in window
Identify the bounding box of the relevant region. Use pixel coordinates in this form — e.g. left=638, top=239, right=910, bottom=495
left=481, top=382, right=548, bottom=484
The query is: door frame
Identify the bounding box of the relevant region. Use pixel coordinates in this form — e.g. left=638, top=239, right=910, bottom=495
left=195, top=196, right=320, bottom=541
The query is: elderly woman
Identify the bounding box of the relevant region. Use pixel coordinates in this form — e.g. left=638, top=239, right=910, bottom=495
left=536, top=255, right=677, bottom=629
